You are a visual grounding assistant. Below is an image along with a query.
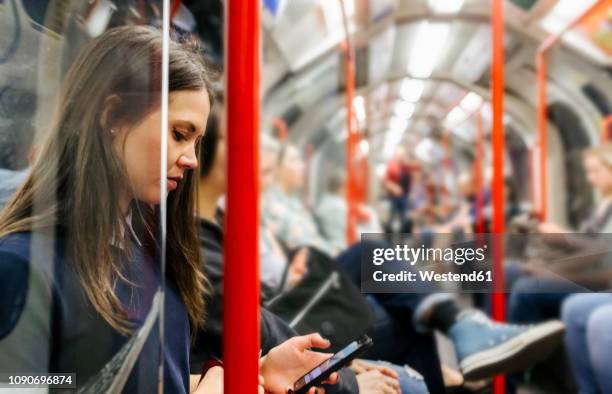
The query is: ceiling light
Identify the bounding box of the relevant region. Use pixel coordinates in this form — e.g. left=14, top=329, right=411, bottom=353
left=360, top=140, right=370, bottom=155
left=460, top=92, right=483, bottom=112
left=394, top=101, right=415, bottom=120
left=408, top=21, right=450, bottom=78
left=389, top=116, right=408, bottom=133
left=540, top=0, right=598, bottom=35
left=444, top=107, right=469, bottom=128
left=353, top=96, right=366, bottom=122
left=400, top=79, right=425, bottom=102
left=428, top=0, right=465, bottom=14
left=316, top=0, right=355, bottom=31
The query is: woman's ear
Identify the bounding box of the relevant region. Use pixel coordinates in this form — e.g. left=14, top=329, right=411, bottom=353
left=100, top=94, right=122, bottom=134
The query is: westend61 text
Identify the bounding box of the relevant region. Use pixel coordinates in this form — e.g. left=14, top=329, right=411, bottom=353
left=373, top=270, right=493, bottom=283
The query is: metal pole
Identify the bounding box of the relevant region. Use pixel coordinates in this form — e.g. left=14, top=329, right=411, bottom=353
left=339, top=0, right=358, bottom=245
left=224, top=0, right=261, bottom=391
left=475, top=109, right=485, bottom=234
left=491, top=1, right=506, bottom=392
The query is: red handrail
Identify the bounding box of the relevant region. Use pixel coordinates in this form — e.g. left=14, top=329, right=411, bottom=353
left=491, top=1, right=506, bottom=392
left=536, top=0, right=607, bottom=221
left=339, top=0, right=358, bottom=245
left=474, top=109, right=485, bottom=234
left=528, top=146, right=537, bottom=216
left=224, top=0, right=260, bottom=391
left=536, top=51, right=548, bottom=222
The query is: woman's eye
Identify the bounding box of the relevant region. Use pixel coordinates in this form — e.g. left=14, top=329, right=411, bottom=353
left=172, top=128, right=185, bottom=141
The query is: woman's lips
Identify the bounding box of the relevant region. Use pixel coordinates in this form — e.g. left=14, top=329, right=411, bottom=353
left=167, top=178, right=178, bottom=191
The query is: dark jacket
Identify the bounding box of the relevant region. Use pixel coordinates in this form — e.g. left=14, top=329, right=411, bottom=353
left=0, top=230, right=190, bottom=394
left=191, top=216, right=360, bottom=393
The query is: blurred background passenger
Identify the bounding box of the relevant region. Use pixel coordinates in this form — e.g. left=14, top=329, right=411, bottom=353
left=509, top=143, right=612, bottom=324
left=562, top=294, right=612, bottom=394
left=383, top=146, right=416, bottom=233
left=193, top=104, right=428, bottom=394
left=314, top=170, right=349, bottom=252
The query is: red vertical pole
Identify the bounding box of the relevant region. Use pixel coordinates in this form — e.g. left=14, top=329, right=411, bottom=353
left=491, top=1, right=506, bottom=392
left=443, top=131, right=451, bottom=173
left=360, top=155, right=369, bottom=203
left=224, top=0, right=260, bottom=392
left=474, top=110, right=485, bottom=234
left=339, top=0, right=357, bottom=245
left=345, top=48, right=357, bottom=245
left=528, top=146, right=537, bottom=216
left=536, top=51, right=548, bottom=222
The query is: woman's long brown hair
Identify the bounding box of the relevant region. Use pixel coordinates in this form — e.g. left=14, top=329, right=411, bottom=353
left=0, top=26, right=213, bottom=335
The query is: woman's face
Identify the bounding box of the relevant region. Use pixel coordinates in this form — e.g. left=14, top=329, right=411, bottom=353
left=280, top=146, right=305, bottom=192
left=113, top=89, right=210, bottom=206
left=584, top=155, right=612, bottom=195
left=260, top=149, right=277, bottom=191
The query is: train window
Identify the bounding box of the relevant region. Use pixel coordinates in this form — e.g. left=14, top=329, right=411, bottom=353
left=0, top=2, right=173, bottom=392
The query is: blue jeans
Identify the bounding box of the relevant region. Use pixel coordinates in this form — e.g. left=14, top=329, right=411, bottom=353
left=508, top=276, right=586, bottom=323
left=364, top=360, right=429, bottom=394
left=562, top=294, right=612, bottom=394
left=389, top=196, right=410, bottom=232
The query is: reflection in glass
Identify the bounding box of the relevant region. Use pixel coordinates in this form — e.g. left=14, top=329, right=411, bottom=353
left=0, top=2, right=213, bottom=393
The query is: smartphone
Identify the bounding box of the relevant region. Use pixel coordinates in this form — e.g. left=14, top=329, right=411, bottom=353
left=290, top=335, right=373, bottom=394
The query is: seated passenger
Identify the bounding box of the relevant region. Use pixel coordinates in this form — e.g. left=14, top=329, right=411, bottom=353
left=314, top=171, right=349, bottom=253
left=562, top=293, right=612, bottom=394
left=192, top=107, right=425, bottom=394
left=383, top=146, right=416, bottom=233
left=0, top=27, right=335, bottom=394
left=260, top=139, right=565, bottom=388
left=314, top=171, right=382, bottom=254
left=508, top=144, right=612, bottom=324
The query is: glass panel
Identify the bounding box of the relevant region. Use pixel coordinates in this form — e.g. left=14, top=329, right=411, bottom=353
left=0, top=1, right=173, bottom=392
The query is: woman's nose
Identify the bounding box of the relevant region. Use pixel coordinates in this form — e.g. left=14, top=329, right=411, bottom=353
left=178, top=150, right=198, bottom=169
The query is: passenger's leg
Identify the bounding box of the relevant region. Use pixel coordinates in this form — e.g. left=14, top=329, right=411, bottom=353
left=508, top=276, right=584, bottom=323
left=364, top=296, right=444, bottom=393
left=338, top=241, right=565, bottom=381
left=561, top=293, right=612, bottom=394
left=586, top=303, right=612, bottom=394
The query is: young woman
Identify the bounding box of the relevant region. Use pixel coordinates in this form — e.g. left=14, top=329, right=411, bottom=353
left=509, top=144, right=612, bottom=323
left=0, top=26, right=334, bottom=394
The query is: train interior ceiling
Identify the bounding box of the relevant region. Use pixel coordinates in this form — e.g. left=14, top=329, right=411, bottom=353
left=2, top=0, right=612, bottom=224
left=261, top=0, right=612, bottom=226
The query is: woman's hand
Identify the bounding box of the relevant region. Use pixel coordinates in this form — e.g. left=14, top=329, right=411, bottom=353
left=355, top=369, right=401, bottom=394
left=538, top=222, right=569, bottom=234
left=350, top=360, right=398, bottom=380
left=192, top=366, right=223, bottom=394
left=287, top=248, right=309, bottom=288
left=260, top=333, right=339, bottom=394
